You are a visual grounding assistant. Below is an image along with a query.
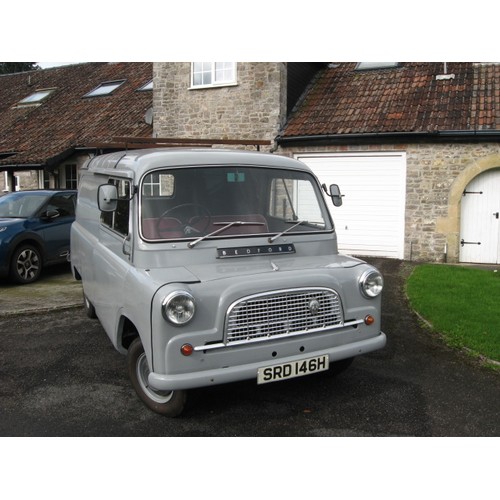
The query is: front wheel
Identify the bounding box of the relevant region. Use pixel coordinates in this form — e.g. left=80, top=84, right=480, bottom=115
left=10, top=244, right=42, bottom=284
left=127, top=338, right=187, bottom=417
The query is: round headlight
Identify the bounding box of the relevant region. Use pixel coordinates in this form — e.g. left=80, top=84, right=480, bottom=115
left=359, top=270, right=384, bottom=298
left=162, top=291, right=196, bottom=325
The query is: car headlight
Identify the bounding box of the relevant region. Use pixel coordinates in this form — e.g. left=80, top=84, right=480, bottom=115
left=162, top=291, right=196, bottom=325
left=359, top=270, right=384, bottom=298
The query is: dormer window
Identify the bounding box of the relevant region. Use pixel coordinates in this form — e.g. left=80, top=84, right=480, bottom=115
left=84, top=80, right=125, bottom=97
left=18, top=88, right=55, bottom=105
left=191, top=62, right=237, bottom=88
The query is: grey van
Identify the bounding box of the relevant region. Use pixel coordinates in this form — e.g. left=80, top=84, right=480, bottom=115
left=71, top=149, right=385, bottom=416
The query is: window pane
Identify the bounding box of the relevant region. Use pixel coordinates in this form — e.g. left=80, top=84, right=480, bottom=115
left=84, top=81, right=124, bottom=97
left=215, top=62, right=234, bottom=83
left=355, top=62, right=399, bottom=71
left=65, top=164, right=77, bottom=189
left=192, top=62, right=212, bottom=86
left=19, top=89, right=54, bottom=104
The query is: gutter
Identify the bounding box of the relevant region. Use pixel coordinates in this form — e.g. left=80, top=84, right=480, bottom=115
left=277, top=129, right=500, bottom=146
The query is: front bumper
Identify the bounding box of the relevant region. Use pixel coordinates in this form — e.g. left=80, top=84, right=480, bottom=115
left=148, top=331, right=386, bottom=391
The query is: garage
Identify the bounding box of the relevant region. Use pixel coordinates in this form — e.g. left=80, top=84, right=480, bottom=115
left=295, top=152, right=407, bottom=259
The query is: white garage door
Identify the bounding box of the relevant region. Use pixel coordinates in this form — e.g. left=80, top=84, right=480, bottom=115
left=296, top=152, right=407, bottom=259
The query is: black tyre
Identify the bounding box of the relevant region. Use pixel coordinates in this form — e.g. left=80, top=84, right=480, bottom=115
left=329, top=357, right=354, bottom=376
left=127, top=337, right=187, bottom=417
left=83, top=293, right=97, bottom=319
left=10, top=244, right=42, bottom=284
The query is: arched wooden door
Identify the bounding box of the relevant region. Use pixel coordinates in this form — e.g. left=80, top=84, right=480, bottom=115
left=460, top=168, right=500, bottom=264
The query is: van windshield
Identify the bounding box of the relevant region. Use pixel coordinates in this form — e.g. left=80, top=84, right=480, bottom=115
left=140, top=166, right=332, bottom=241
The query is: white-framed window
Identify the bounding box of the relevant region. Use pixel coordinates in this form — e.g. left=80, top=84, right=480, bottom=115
left=17, top=88, right=56, bottom=106
left=64, top=164, right=78, bottom=189
left=191, top=62, right=237, bottom=88
left=355, top=62, right=399, bottom=71
left=83, top=80, right=125, bottom=98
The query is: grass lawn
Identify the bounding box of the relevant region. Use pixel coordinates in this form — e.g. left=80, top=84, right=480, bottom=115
left=406, top=264, right=500, bottom=367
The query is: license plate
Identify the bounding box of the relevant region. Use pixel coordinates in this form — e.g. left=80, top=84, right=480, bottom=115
left=257, top=355, right=329, bottom=385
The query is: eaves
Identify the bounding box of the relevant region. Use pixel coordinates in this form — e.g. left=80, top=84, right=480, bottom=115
left=277, top=130, right=500, bottom=147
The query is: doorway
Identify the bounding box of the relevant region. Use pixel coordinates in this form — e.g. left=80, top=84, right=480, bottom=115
left=460, top=168, right=500, bottom=264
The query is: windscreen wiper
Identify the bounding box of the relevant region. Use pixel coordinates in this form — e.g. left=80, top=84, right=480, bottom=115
left=268, top=220, right=307, bottom=243
left=188, top=221, right=265, bottom=248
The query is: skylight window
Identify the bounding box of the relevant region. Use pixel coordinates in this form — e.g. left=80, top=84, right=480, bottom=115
left=18, top=88, right=55, bottom=105
left=84, top=80, right=125, bottom=97
left=355, top=62, right=399, bottom=71
left=137, top=80, right=153, bottom=91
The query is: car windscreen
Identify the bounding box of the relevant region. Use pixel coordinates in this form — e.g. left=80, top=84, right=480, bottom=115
left=0, top=192, right=49, bottom=218
left=140, top=166, right=333, bottom=241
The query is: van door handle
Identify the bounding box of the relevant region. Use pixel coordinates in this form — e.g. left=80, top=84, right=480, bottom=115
left=122, top=234, right=131, bottom=256
left=494, top=212, right=499, bottom=219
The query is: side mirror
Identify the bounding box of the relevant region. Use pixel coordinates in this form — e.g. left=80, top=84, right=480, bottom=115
left=45, top=209, right=60, bottom=219
left=98, top=184, right=118, bottom=212
left=329, top=184, right=343, bottom=207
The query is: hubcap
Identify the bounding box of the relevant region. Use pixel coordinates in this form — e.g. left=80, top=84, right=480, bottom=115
left=16, top=249, right=40, bottom=281
left=136, top=353, right=174, bottom=404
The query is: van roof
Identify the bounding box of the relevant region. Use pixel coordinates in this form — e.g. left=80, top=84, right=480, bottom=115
left=84, top=148, right=312, bottom=178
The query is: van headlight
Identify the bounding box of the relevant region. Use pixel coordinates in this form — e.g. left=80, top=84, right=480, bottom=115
left=359, top=270, right=384, bottom=298
left=162, top=291, right=196, bottom=325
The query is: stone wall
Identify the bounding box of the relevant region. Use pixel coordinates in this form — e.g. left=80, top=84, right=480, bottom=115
left=277, top=141, right=500, bottom=263
left=153, top=62, right=286, bottom=150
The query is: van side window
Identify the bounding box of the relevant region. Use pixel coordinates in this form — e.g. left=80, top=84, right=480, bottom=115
left=100, top=178, right=131, bottom=236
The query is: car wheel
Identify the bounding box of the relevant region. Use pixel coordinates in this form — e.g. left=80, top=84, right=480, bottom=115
left=83, top=293, right=97, bottom=319
left=328, top=357, right=354, bottom=376
left=127, top=337, right=187, bottom=417
left=10, top=244, right=42, bottom=284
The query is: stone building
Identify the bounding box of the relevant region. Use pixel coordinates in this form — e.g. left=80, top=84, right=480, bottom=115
left=152, top=62, right=500, bottom=264
left=152, top=62, right=322, bottom=149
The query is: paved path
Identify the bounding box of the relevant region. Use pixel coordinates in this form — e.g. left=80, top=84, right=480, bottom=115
left=0, top=264, right=82, bottom=316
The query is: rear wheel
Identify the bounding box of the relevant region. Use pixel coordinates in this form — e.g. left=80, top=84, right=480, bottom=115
left=127, top=337, right=187, bottom=417
left=10, top=244, right=42, bottom=284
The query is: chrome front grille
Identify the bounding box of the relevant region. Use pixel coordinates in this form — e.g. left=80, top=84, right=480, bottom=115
left=225, top=288, right=343, bottom=345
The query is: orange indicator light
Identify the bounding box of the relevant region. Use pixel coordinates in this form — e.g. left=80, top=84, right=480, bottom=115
left=181, top=344, right=194, bottom=356
left=364, top=315, right=375, bottom=326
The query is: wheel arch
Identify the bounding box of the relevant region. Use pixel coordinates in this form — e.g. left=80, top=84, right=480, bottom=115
left=118, top=315, right=140, bottom=352
left=8, top=235, right=45, bottom=265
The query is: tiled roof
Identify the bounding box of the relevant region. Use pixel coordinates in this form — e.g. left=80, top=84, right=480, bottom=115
left=282, top=62, right=500, bottom=138
left=0, top=62, right=152, bottom=166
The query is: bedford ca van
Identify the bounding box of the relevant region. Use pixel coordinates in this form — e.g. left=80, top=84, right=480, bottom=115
left=71, top=149, right=386, bottom=416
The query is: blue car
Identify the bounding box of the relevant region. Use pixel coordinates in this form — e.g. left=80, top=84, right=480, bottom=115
left=0, top=190, right=77, bottom=284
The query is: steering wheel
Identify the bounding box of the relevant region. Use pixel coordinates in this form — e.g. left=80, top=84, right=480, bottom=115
left=156, top=203, right=212, bottom=238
